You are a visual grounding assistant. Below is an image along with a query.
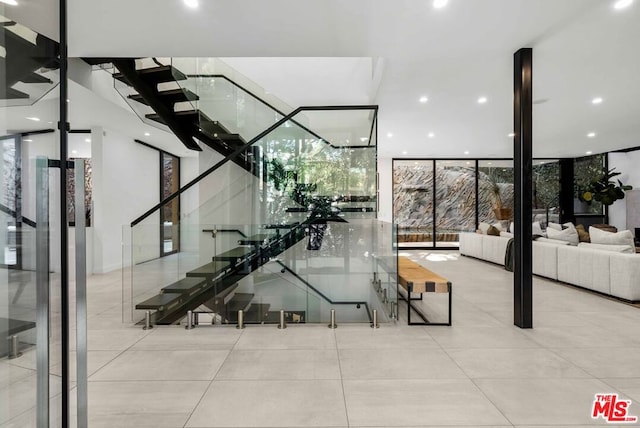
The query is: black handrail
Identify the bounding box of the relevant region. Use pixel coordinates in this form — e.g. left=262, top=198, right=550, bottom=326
left=0, top=203, right=36, bottom=228
left=130, top=105, right=378, bottom=226
left=276, top=260, right=372, bottom=323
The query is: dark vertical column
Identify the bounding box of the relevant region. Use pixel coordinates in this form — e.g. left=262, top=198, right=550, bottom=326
left=59, top=0, right=70, bottom=425
left=513, top=48, right=533, bottom=329
left=559, top=159, right=574, bottom=224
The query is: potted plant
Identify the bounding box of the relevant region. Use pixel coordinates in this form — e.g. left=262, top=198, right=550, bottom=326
left=487, top=172, right=512, bottom=220
left=578, top=168, right=633, bottom=207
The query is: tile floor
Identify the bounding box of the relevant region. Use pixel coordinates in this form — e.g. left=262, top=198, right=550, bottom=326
left=2, top=250, right=640, bottom=427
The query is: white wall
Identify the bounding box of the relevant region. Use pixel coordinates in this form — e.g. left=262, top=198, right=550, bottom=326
left=608, top=151, right=640, bottom=232
left=377, top=157, right=393, bottom=223
left=92, top=127, right=159, bottom=273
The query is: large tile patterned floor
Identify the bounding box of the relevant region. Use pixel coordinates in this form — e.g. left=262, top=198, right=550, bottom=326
left=2, top=251, right=640, bottom=427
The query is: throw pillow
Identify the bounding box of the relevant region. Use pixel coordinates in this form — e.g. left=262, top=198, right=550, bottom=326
left=478, top=222, right=491, bottom=234
left=575, top=224, right=590, bottom=243
left=589, top=227, right=635, bottom=249
left=563, top=222, right=576, bottom=230
left=547, top=222, right=562, bottom=231
left=492, top=222, right=504, bottom=232
left=532, top=221, right=544, bottom=236
left=536, top=237, right=571, bottom=246
left=509, top=222, right=515, bottom=233
left=487, top=225, right=501, bottom=236
left=546, top=226, right=579, bottom=245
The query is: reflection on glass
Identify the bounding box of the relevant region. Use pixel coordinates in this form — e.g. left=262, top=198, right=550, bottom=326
left=435, top=160, right=476, bottom=247
left=533, top=159, right=560, bottom=228
left=574, top=154, right=606, bottom=215
left=393, top=160, right=434, bottom=247
left=478, top=160, right=514, bottom=227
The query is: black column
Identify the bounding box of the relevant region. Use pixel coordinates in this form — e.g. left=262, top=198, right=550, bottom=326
left=513, top=48, right=533, bottom=329
left=559, top=159, right=574, bottom=224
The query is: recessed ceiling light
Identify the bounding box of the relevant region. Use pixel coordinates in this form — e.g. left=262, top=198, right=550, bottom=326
left=428, top=133, right=435, bottom=138
left=387, top=133, right=393, bottom=138
left=477, top=97, right=488, bottom=104
left=592, top=97, right=604, bottom=104
left=587, top=132, right=596, bottom=138
left=433, top=0, right=449, bottom=9
left=464, top=151, right=470, bottom=155
left=71, top=150, right=78, bottom=154
left=419, top=96, right=429, bottom=103
left=184, top=0, right=199, bottom=8
left=488, top=162, right=492, bottom=165
left=402, top=151, right=408, bottom=155
left=586, top=151, right=593, bottom=155
left=614, top=0, right=633, bottom=10
left=345, top=139, right=350, bottom=143
left=360, top=137, right=368, bottom=142
left=144, top=132, right=150, bottom=136
left=25, top=117, right=40, bottom=121
left=466, top=162, right=471, bottom=165
left=24, top=139, right=33, bottom=142
left=508, top=133, right=516, bottom=137
left=0, top=0, right=19, bottom=6
left=85, top=138, right=91, bottom=143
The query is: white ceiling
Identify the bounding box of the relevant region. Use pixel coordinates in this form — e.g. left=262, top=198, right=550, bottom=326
left=6, top=0, right=640, bottom=159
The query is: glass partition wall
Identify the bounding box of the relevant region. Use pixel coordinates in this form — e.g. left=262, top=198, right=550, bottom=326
left=394, top=158, right=561, bottom=249
left=1, top=6, right=66, bottom=426
left=126, top=106, right=387, bottom=328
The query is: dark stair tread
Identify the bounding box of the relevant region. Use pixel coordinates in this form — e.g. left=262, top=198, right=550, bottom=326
left=129, top=88, right=199, bottom=106
left=238, top=233, right=273, bottom=246
left=136, top=293, right=182, bottom=310
left=1, top=87, right=29, bottom=99
left=0, top=317, right=36, bottom=336
left=161, top=277, right=207, bottom=294
left=186, top=260, right=231, bottom=279
left=215, top=246, right=255, bottom=261
left=114, top=65, right=187, bottom=85
left=21, top=72, right=53, bottom=84
left=226, top=293, right=255, bottom=313
left=145, top=109, right=213, bottom=126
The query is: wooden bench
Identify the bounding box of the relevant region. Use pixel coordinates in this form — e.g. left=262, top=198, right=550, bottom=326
left=398, top=256, right=452, bottom=326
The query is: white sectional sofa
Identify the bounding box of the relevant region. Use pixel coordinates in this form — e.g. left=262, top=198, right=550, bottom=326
left=459, top=232, right=640, bottom=302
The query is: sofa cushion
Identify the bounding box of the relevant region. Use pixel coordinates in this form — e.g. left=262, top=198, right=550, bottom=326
left=609, top=253, right=640, bottom=301
left=547, top=222, right=562, bottom=231
left=589, top=227, right=635, bottom=249
left=578, top=242, right=634, bottom=254
left=532, top=221, right=544, bottom=236
left=478, top=222, right=491, bottom=234
left=536, top=237, right=571, bottom=246
left=557, top=246, right=611, bottom=295
left=546, top=227, right=579, bottom=245
left=532, top=241, right=559, bottom=280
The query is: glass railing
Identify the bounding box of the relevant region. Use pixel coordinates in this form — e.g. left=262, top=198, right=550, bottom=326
left=125, top=219, right=396, bottom=326
left=126, top=106, right=380, bottom=326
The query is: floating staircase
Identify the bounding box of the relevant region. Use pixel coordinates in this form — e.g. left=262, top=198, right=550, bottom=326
left=135, top=224, right=308, bottom=325
left=0, top=18, right=60, bottom=106
left=109, top=59, right=257, bottom=174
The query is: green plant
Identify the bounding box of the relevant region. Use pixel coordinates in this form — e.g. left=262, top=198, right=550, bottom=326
left=578, top=168, right=633, bottom=206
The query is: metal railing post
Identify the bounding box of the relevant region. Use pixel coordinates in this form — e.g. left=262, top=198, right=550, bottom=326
left=185, top=310, right=194, bottom=330
left=328, top=309, right=337, bottom=329
left=8, top=335, right=22, bottom=359
left=371, top=309, right=380, bottom=329
left=236, top=310, right=245, bottom=329
left=278, top=310, right=287, bottom=329
left=143, top=311, right=153, bottom=330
